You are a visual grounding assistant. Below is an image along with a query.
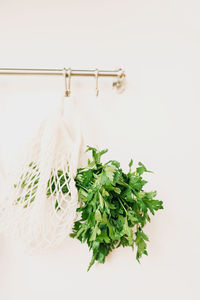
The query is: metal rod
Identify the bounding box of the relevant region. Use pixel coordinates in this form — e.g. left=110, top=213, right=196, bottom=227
left=0, top=68, right=125, bottom=78
left=0, top=67, right=126, bottom=93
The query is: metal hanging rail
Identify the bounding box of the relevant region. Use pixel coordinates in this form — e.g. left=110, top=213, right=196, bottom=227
left=0, top=67, right=126, bottom=94
left=0, top=68, right=125, bottom=78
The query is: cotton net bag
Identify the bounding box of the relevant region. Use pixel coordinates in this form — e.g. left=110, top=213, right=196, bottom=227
left=0, top=93, right=85, bottom=251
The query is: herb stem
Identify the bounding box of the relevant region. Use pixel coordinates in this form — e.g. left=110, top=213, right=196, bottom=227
left=119, top=198, right=127, bottom=214
left=76, top=184, right=88, bottom=192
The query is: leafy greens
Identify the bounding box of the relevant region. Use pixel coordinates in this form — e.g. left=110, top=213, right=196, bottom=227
left=70, top=146, right=163, bottom=271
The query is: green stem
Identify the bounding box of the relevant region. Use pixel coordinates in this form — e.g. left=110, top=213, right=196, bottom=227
left=119, top=198, right=127, bottom=214
left=76, top=184, right=88, bottom=192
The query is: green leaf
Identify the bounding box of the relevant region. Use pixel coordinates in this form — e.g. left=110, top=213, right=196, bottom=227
left=107, top=221, right=115, bottom=240
left=135, top=229, right=149, bottom=262
left=123, top=218, right=133, bottom=246
left=136, top=162, right=148, bottom=175
left=86, top=146, right=108, bottom=165
left=98, top=191, right=104, bottom=209
left=127, top=211, right=138, bottom=224
left=114, top=187, right=121, bottom=194
left=87, top=254, right=97, bottom=271
left=129, top=159, right=133, bottom=168
left=111, top=160, right=120, bottom=168
left=101, top=212, right=108, bottom=225
left=90, top=224, right=101, bottom=241
left=104, top=165, right=116, bottom=182
left=95, top=209, right=101, bottom=222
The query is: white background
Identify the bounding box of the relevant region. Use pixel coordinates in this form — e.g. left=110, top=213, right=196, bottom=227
left=0, top=0, right=200, bottom=299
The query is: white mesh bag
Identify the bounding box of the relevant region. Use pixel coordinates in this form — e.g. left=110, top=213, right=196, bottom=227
left=1, top=95, right=84, bottom=251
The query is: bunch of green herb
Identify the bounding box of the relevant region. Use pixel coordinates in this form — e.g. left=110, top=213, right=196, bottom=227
left=71, top=146, right=163, bottom=271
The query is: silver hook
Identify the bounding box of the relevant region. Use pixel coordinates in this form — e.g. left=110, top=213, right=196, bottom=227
left=94, top=68, right=99, bottom=97
left=63, top=67, right=71, bottom=97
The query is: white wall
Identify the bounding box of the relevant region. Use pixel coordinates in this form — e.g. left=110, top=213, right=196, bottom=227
left=0, top=0, right=200, bottom=299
